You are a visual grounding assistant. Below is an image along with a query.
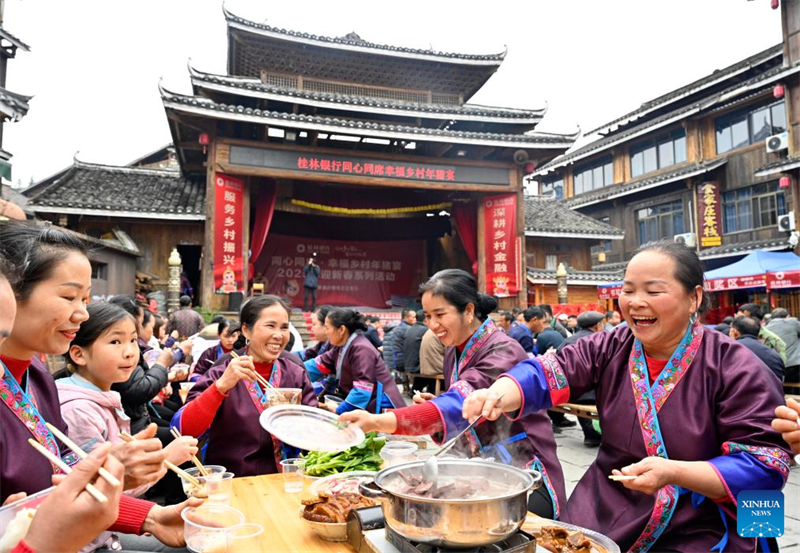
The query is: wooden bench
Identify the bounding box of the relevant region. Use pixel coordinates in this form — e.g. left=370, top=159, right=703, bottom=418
left=549, top=402, right=599, bottom=420
left=405, top=373, right=446, bottom=396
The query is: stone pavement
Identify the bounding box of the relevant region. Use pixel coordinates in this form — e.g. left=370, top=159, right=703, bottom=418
left=553, top=420, right=800, bottom=552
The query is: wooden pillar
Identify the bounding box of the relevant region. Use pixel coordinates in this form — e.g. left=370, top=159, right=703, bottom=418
left=200, top=139, right=217, bottom=310
left=477, top=198, right=486, bottom=294
left=516, top=178, right=527, bottom=307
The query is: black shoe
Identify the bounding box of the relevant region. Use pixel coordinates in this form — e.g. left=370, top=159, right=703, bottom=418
left=583, top=436, right=601, bottom=447
left=552, top=424, right=562, bottom=434
left=554, top=418, right=577, bottom=428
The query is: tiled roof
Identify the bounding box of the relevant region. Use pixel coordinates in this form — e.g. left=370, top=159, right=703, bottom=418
left=524, top=197, right=624, bottom=239
left=697, top=237, right=792, bottom=260
left=754, top=156, right=800, bottom=177
left=161, top=87, right=578, bottom=149
left=224, top=7, right=505, bottom=63
left=0, top=27, right=31, bottom=52
left=0, top=85, right=31, bottom=121
left=25, top=159, right=205, bottom=219
left=591, top=260, right=627, bottom=273
left=527, top=268, right=623, bottom=285
left=537, top=61, right=799, bottom=175
left=564, top=158, right=728, bottom=209
left=588, top=44, right=782, bottom=135
left=189, top=65, right=546, bottom=123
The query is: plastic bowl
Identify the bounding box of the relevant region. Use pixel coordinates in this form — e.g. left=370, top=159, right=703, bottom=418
left=379, top=441, right=418, bottom=468
left=182, top=504, right=244, bottom=553
left=0, top=487, right=53, bottom=552
left=268, top=388, right=302, bottom=407
left=323, top=394, right=344, bottom=411
left=179, top=465, right=227, bottom=499
left=299, top=506, right=348, bottom=542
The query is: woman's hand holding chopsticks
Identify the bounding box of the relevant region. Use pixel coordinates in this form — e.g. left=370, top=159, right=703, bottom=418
left=108, top=423, right=168, bottom=490
left=25, top=443, right=125, bottom=553
left=215, top=353, right=260, bottom=394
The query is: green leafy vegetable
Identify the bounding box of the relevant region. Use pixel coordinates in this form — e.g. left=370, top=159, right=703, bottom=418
left=302, top=432, right=386, bottom=476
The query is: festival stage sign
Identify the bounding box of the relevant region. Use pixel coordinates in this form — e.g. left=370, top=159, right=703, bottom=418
left=483, top=194, right=519, bottom=298
left=228, top=145, right=511, bottom=187
left=697, top=181, right=722, bottom=248
left=255, top=235, right=424, bottom=308
left=213, top=173, right=245, bottom=294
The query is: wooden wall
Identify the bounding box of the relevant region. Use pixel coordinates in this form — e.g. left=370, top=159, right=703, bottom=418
left=87, top=248, right=137, bottom=298
left=525, top=237, right=595, bottom=271
left=529, top=284, right=599, bottom=306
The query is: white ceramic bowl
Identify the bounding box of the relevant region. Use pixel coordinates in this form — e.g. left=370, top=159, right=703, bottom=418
left=299, top=506, right=348, bottom=542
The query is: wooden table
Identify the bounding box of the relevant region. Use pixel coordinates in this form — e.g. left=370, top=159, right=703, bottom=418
left=230, top=473, right=355, bottom=553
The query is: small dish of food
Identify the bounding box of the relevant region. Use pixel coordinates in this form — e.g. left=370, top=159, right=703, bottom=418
left=300, top=492, right=375, bottom=542
left=267, top=388, right=301, bottom=407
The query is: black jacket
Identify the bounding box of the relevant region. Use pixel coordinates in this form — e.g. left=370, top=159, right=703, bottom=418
left=382, top=322, right=410, bottom=370
left=558, top=329, right=594, bottom=351
left=403, top=323, right=428, bottom=373
left=112, top=345, right=168, bottom=434
left=363, top=326, right=382, bottom=349
left=736, top=335, right=785, bottom=382
left=303, top=264, right=321, bottom=289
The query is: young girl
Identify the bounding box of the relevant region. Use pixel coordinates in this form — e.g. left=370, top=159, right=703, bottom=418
left=56, top=302, right=198, bottom=474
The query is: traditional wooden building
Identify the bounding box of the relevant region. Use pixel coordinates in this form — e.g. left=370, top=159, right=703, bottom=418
left=24, top=155, right=205, bottom=293
left=523, top=195, right=623, bottom=307
left=534, top=41, right=800, bottom=319
left=0, top=24, right=30, bottom=183
left=162, top=8, right=578, bottom=310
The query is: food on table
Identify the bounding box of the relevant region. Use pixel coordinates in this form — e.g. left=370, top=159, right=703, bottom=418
left=0, top=508, right=36, bottom=553
left=267, top=388, right=301, bottom=407
left=313, top=475, right=374, bottom=496
left=531, top=526, right=605, bottom=553
left=301, top=492, right=375, bottom=523
left=391, top=470, right=513, bottom=500
left=302, top=432, right=385, bottom=476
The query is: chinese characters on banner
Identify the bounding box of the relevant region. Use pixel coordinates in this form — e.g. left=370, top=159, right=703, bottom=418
left=767, top=270, right=800, bottom=289
left=255, top=235, right=423, bottom=307
left=213, top=173, right=244, bottom=293
left=297, top=156, right=456, bottom=182
left=483, top=194, right=519, bottom=297
left=598, top=283, right=623, bottom=300
left=697, top=182, right=722, bottom=248
left=705, top=274, right=767, bottom=291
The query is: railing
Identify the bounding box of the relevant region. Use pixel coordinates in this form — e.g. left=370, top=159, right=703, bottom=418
left=260, top=70, right=461, bottom=107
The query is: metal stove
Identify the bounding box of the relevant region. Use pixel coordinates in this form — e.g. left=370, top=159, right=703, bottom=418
left=384, top=525, right=537, bottom=553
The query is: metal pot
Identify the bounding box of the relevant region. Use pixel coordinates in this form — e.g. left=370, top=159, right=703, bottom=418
left=359, top=458, right=542, bottom=548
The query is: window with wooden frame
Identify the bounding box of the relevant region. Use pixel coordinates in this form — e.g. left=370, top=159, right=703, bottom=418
left=630, top=128, right=687, bottom=178
left=573, top=157, right=614, bottom=196
left=722, top=181, right=787, bottom=233
left=540, top=174, right=564, bottom=199
left=715, top=100, right=786, bottom=154
left=636, top=200, right=685, bottom=245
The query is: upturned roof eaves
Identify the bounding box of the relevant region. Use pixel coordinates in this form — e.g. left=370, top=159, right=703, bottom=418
left=189, top=66, right=546, bottom=122
left=526, top=268, right=623, bottom=284
left=162, top=87, right=578, bottom=148
left=0, top=27, right=31, bottom=52
left=537, top=62, right=798, bottom=175
left=223, top=6, right=505, bottom=64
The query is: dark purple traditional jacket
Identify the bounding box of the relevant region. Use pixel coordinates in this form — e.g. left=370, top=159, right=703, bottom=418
left=191, top=344, right=228, bottom=381
left=0, top=358, right=70, bottom=503
left=434, top=329, right=567, bottom=518
left=184, top=351, right=317, bottom=477
left=506, top=325, right=792, bottom=552
left=315, top=334, right=404, bottom=412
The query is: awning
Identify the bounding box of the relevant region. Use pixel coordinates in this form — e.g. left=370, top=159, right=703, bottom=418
left=704, top=250, right=800, bottom=291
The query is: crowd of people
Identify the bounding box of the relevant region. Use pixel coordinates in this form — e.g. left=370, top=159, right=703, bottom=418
left=1, top=220, right=799, bottom=553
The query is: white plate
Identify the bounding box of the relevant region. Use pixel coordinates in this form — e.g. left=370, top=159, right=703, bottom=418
left=308, top=470, right=377, bottom=496
left=259, top=405, right=365, bottom=453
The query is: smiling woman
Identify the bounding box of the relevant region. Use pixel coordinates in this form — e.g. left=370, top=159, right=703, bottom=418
left=175, top=295, right=319, bottom=477
left=462, top=240, right=792, bottom=552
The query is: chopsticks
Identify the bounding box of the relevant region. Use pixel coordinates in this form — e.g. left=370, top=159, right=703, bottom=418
left=45, top=422, right=121, bottom=488
left=170, top=427, right=209, bottom=476
left=608, top=474, right=638, bottom=481
left=27, top=439, right=108, bottom=503
left=118, top=432, right=203, bottom=489
left=230, top=350, right=274, bottom=391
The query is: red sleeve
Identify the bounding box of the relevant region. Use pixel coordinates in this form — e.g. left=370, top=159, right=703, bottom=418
left=10, top=540, right=36, bottom=553
left=178, top=384, right=227, bottom=436
left=109, top=495, right=155, bottom=534
left=393, top=402, right=443, bottom=435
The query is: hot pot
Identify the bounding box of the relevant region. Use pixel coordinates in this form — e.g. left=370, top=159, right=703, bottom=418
left=359, top=458, right=541, bottom=548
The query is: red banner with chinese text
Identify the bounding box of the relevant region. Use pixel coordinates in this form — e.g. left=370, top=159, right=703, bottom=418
left=254, top=235, right=424, bottom=308
left=213, top=173, right=244, bottom=293
left=483, top=194, right=519, bottom=297
left=697, top=181, right=722, bottom=248
left=705, top=274, right=767, bottom=292
left=598, top=283, right=623, bottom=300
left=766, top=270, right=800, bottom=290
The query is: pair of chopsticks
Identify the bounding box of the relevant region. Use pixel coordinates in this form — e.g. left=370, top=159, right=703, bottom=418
left=608, top=474, right=638, bottom=481
left=28, top=423, right=123, bottom=504
left=170, top=427, right=209, bottom=476
left=230, top=351, right=274, bottom=392
left=118, top=431, right=203, bottom=489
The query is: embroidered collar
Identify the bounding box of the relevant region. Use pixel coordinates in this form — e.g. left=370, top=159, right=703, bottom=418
left=0, top=354, right=32, bottom=382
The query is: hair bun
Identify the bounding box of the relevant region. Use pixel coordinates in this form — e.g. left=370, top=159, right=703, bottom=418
left=476, top=294, right=498, bottom=317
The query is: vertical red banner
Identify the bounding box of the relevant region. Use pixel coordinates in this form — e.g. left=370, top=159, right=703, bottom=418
left=483, top=194, right=519, bottom=297
left=214, top=173, right=244, bottom=293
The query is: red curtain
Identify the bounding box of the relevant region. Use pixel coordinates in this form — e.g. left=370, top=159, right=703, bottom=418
left=249, top=179, right=278, bottom=278
left=452, top=201, right=478, bottom=274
